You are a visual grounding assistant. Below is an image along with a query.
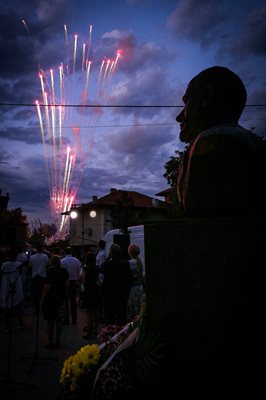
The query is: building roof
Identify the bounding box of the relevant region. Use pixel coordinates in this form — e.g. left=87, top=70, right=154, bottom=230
left=88, top=189, right=168, bottom=209
left=155, top=188, right=173, bottom=196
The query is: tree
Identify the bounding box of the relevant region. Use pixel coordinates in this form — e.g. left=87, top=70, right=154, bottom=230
left=29, top=219, right=57, bottom=245
left=0, top=207, right=27, bottom=223
left=163, top=148, right=187, bottom=217
left=163, top=148, right=186, bottom=188
left=0, top=207, right=30, bottom=245
left=111, top=192, right=136, bottom=233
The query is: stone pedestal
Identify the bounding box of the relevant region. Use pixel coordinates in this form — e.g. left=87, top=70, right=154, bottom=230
left=144, top=217, right=265, bottom=378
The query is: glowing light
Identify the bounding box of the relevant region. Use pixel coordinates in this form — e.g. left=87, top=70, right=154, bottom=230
left=90, top=210, right=96, bottom=218
left=70, top=210, right=78, bottom=219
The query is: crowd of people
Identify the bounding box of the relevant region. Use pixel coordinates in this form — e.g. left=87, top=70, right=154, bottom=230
left=0, top=239, right=145, bottom=349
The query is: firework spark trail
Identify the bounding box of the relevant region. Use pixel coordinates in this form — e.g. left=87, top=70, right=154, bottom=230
left=85, top=60, right=92, bottom=100
left=65, top=154, right=74, bottom=203
left=37, top=71, right=53, bottom=195
left=22, top=19, right=30, bottom=34
left=82, top=43, right=86, bottom=74
left=36, top=101, right=45, bottom=144
left=74, top=52, right=121, bottom=195
left=73, top=34, right=78, bottom=75
left=112, top=51, right=121, bottom=73
left=59, top=63, right=64, bottom=105
left=62, top=146, right=70, bottom=198
left=39, top=73, right=46, bottom=105
left=58, top=105, right=63, bottom=148
left=36, top=100, right=52, bottom=195
left=64, top=24, right=69, bottom=71
left=59, top=194, right=75, bottom=232
left=36, top=25, right=122, bottom=235
left=86, top=25, right=93, bottom=64
left=50, top=69, right=55, bottom=105
left=105, top=52, right=121, bottom=95
left=51, top=104, right=58, bottom=189
left=101, top=60, right=113, bottom=99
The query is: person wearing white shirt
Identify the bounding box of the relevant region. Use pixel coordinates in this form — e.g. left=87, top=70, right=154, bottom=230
left=61, top=247, right=81, bottom=325
left=0, top=249, right=25, bottom=332
left=29, top=244, right=49, bottom=314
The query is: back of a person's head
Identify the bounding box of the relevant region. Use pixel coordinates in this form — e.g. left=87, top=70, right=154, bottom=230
left=36, top=244, right=43, bottom=253
left=98, top=239, right=105, bottom=250
left=51, top=255, right=61, bottom=268
left=191, top=66, right=247, bottom=122
left=109, top=244, right=121, bottom=259
left=128, top=243, right=140, bottom=258
left=65, top=247, right=72, bottom=255
left=85, top=251, right=96, bottom=267
left=53, top=246, right=61, bottom=255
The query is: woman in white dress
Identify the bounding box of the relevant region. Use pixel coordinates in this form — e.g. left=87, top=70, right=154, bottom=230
left=127, top=243, right=144, bottom=321
left=0, top=249, right=25, bottom=332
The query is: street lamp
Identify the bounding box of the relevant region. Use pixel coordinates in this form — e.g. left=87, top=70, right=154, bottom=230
left=62, top=204, right=96, bottom=259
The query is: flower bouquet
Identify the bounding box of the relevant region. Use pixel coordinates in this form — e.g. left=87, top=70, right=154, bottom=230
left=56, top=322, right=136, bottom=400
left=57, top=305, right=164, bottom=399
left=58, top=344, right=100, bottom=399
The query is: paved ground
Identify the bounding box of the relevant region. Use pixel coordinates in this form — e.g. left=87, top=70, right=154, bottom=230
left=0, top=303, right=98, bottom=400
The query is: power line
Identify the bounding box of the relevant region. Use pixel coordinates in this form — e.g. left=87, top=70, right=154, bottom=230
left=0, top=102, right=265, bottom=108
left=0, top=103, right=179, bottom=108
left=3, top=122, right=177, bottom=129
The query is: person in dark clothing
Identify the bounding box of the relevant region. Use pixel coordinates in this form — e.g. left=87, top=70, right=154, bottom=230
left=41, top=255, right=69, bottom=349
left=100, top=244, right=131, bottom=326
left=81, top=251, right=100, bottom=339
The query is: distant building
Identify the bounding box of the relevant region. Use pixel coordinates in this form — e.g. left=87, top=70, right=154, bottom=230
left=67, top=188, right=170, bottom=254
left=155, top=188, right=174, bottom=204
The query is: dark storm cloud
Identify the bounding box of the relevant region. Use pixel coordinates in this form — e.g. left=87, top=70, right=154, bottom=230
left=167, top=0, right=266, bottom=61
left=167, top=0, right=228, bottom=46
left=0, top=0, right=72, bottom=102
left=0, top=76, right=40, bottom=106
left=13, top=108, right=35, bottom=121
left=227, top=6, right=266, bottom=57
left=0, top=126, right=42, bottom=145
left=0, top=152, right=51, bottom=221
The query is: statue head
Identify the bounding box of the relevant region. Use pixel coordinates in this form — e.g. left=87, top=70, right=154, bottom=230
left=176, top=66, right=247, bottom=143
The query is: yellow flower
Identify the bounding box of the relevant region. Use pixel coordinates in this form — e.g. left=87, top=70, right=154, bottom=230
left=59, top=344, right=101, bottom=391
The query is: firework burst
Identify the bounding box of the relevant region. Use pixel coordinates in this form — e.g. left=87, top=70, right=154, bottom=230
left=35, top=25, right=122, bottom=238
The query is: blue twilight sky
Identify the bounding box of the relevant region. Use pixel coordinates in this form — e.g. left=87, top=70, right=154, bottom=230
left=0, top=0, right=265, bottom=226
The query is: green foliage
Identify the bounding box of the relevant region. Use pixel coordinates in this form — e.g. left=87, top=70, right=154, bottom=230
left=163, top=147, right=188, bottom=217
left=123, top=314, right=166, bottom=387
left=111, top=192, right=136, bottom=233
left=163, top=148, right=186, bottom=188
